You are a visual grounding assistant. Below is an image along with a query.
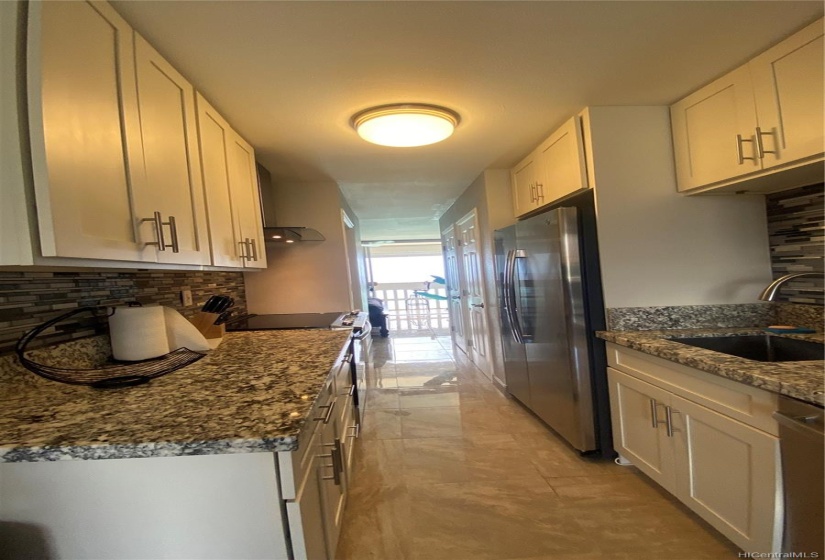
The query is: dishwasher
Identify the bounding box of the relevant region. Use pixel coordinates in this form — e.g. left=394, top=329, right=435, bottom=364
left=773, top=395, right=824, bottom=556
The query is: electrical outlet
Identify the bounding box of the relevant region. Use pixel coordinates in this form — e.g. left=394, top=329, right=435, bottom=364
left=180, top=289, right=193, bottom=306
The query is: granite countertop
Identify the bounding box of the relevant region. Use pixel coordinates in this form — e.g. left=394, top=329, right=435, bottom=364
left=597, top=328, right=824, bottom=407
left=0, top=330, right=352, bottom=462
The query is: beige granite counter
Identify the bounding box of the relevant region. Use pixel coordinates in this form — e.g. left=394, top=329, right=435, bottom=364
left=597, top=328, right=824, bottom=406
left=0, top=330, right=352, bottom=462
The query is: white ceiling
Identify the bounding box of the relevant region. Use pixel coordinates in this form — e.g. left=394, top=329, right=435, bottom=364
left=111, top=1, right=823, bottom=240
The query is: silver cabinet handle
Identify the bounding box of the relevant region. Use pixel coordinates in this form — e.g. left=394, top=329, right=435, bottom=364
left=347, top=424, right=360, bottom=439
left=736, top=134, right=756, bottom=164
left=529, top=183, right=536, bottom=203
left=665, top=406, right=680, bottom=437
left=471, top=302, right=485, bottom=308
left=349, top=384, right=356, bottom=397
left=536, top=182, right=544, bottom=202
left=142, top=211, right=166, bottom=251
left=248, top=238, right=258, bottom=261
left=238, top=240, right=248, bottom=260
left=649, top=399, right=669, bottom=430
left=142, top=212, right=179, bottom=252
left=319, top=439, right=342, bottom=485
left=318, top=451, right=338, bottom=483
left=167, top=215, right=179, bottom=253
left=755, top=127, right=777, bottom=159
left=313, top=400, right=336, bottom=424
left=649, top=398, right=660, bottom=429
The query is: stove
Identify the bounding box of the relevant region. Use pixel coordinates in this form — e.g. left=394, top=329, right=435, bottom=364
left=226, top=311, right=370, bottom=334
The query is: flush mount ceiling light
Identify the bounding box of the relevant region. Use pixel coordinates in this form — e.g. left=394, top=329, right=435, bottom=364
left=351, top=104, right=460, bottom=147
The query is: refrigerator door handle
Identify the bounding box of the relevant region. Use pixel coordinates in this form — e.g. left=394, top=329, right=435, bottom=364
left=507, top=249, right=528, bottom=343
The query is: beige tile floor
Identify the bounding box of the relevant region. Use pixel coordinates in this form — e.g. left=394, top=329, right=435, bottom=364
left=336, top=331, right=741, bottom=560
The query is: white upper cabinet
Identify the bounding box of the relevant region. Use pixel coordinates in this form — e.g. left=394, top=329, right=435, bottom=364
left=227, top=133, right=267, bottom=269
left=511, top=116, right=588, bottom=218
left=511, top=153, right=541, bottom=217
left=133, top=35, right=210, bottom=266
left=28, top=0, right=152, bottom=262
left=671, top=17, right=824, bottom=194
left=670, top=66, right=761, bottom=190
left=196, top=94, right=244, bottom=268
left=536, top=117, right=588, bottom=204
left=21, top=0, right=263, bottom=269
left=750, top=19, right=824, bottom=168
left=196, top=93, right=266, bottom=269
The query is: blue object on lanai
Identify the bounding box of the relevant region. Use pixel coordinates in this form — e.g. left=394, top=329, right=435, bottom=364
left=430, top=275, right=446, bottom=285
left=413, top=291, right=448, bottom=301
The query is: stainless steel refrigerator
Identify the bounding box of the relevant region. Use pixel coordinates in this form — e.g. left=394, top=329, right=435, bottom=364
left=495, top=191, right=612, bottom=455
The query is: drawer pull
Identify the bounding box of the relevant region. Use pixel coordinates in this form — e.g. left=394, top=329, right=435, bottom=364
left=313, top=400, right=336, bottom=424
left=347, top=423, right=360, bottom=439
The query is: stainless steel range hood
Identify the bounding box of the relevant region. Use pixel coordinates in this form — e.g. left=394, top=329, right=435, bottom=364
left=257, top=163, right=325, bottom=242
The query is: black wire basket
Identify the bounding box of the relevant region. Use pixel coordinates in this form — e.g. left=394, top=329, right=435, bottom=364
left=15, top=307, right=206, bottom=389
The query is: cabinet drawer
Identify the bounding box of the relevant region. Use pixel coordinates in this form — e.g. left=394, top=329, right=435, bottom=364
left=278, top=380, right=334, bottom=500
left=607, top=344, right=778, bottom=436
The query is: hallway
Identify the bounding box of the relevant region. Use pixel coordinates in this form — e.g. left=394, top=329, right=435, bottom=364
left=336, top=332, right=741, bottom=560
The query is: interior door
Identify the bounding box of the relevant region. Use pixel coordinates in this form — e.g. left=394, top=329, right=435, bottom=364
left=457, top=210, right=491, bottom=379
left=441, top=225, right=466, bottom=354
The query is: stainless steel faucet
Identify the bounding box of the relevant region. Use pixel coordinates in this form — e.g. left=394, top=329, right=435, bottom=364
left=758, top=272, right=823, bottom=301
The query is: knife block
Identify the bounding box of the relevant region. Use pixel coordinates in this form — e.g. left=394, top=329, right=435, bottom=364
left=189, top=312, right=225, bottom=339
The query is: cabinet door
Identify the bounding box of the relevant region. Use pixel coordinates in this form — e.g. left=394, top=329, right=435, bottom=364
left=195, top=94, right=244, bottom=268
left=607, top=368, right=676, bottom=491
left=318, top=411, right=346, bottom=558
left=511, top=154, right=539, bottom=217
left=338, top=393, right=358, bottom=485
left=670, top=65, right=761, bottom=192
left=750, top=18, right=824, bottom=169
left=669, top=394, right=781, bottom=553
left=536, top=116, right=588, bottom=204
left=134, top=35, right=210, bottom=265
left=28, top=1, right=152, bottom=262
left=286, top=445, right=330, bottom=560
left=227, top=132, right=267, bottom=269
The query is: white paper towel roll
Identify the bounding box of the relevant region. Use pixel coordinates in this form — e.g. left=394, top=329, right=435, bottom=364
left=163, top=307, right=211, bottom=352
left=109, top=306, right=170, bottom=361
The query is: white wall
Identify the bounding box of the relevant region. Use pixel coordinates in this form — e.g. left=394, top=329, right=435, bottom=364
left=244, top=182, right=354, bottom=314
left=584, top=106, right=773, bottom=308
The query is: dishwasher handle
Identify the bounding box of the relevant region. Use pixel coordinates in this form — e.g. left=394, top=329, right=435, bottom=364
left=773, top=410, right=824, bottom=438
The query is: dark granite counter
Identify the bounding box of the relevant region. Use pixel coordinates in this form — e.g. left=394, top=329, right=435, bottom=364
left=0, top=330, right=352, bottom=462
left=597, top=328, right=824, bottom=407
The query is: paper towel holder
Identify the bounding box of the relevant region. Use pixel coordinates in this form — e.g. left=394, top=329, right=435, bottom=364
left=15, top=307, right=205, bottom=388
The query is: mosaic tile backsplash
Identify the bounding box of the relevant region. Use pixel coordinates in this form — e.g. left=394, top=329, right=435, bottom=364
left=766, top=183, right=824, bottom=305
left=0, top=270, right=246, bottom=356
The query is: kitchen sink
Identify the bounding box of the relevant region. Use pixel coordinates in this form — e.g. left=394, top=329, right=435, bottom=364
left=670, top=335, right=824, bottom=362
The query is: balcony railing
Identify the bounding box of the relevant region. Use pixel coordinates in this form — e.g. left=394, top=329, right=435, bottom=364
left=371, top=282, right=450, bottom=332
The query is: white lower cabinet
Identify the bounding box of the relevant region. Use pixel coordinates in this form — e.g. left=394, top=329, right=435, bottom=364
left=281, top=352, right=359, bottom=560
left=0, top=453, right=291, bottom=559
left=607, top=345, right=781, bottom=553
